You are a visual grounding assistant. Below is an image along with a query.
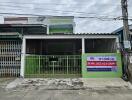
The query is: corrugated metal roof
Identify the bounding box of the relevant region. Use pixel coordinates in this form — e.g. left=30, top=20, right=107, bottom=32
left=0, top=24, right=47, bottom=27
left=48, top=33, right=117, bottom=35
left=0, top=32, right=22, bottom=39
left=74, top=33, right=116, bottom=35
left=112, top=24, right=132, bottom=34
left=0, top=32, right=19, bottom=35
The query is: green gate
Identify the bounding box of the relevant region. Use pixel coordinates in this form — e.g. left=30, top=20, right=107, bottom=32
left=25, top=55, right=82, bottom=78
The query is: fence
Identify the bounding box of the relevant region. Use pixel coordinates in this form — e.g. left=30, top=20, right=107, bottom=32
left=0, top=40, right=21, bottom=77
left=25, top=55, right=82, bottom=78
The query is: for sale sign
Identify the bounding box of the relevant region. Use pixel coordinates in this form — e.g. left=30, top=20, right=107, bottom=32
left=87, top=56, right=117, bottom=72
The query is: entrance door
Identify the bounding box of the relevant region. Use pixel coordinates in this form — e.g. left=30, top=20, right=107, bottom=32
left=0, top=40, right=21, bottom=77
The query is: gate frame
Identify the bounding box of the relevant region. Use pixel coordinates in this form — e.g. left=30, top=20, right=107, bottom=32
left=20, top=34, right=119, bottom=78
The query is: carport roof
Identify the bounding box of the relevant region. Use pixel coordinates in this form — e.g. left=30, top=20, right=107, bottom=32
left=45, top=32, right=118, bottom=35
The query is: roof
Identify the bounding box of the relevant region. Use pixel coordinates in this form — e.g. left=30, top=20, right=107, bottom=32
left=0, top=32, right=19, bottom=35
left=74, top=33, right=117, bottom=35
left=0, top=24, right=47, bottom=28
left=22, top=33, right=118, bottom=36
left=112, top=24, right=132, bottom=34
left=0, top=32, right=22, bottom=39
left=46, top=33, right=118, bottom=35
left=4, top=17, right=28, bottom=21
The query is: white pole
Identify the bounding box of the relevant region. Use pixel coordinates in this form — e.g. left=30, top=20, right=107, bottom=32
left=82, top=38, right=85, bottom=54
left=20, top=37, right=26, bottom=78
left=47, top=24, right=49, bottom=34
left=116, top=37, right=120, bottom=53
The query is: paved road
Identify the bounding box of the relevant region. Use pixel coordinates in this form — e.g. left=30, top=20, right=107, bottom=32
left=0, top=78, right=132, bottom=100
left=0, top=88, right=132, bottom=100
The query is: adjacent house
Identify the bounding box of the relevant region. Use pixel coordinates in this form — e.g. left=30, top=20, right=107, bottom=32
left=112, top=24, right=132, bottom=50
left=0, top=16, right=122, bottom=78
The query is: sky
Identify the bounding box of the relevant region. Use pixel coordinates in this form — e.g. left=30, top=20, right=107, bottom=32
left=0, top=0, right=132, bottom=33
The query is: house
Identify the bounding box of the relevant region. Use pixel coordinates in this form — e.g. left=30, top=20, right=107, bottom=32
left=112, top=24, right=132, bottom=50
left=0, top=16, right=122, bottom=78
left=4, top=16, right=75, bottom=34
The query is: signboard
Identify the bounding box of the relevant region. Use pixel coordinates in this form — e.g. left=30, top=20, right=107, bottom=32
left=87, top=56, right=117, bottom=72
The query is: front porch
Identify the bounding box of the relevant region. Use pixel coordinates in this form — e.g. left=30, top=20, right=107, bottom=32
left=25, top=39, right=82, bottom=77
left=21, top=34, right=122, bottom=78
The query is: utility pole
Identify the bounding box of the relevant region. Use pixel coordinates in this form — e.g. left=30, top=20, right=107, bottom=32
left=121, top=0, right=131, bottom=49
left=121, top=0, right=131, bottom=80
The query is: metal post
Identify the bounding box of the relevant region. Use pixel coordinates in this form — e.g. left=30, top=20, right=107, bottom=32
left=39, top=56, right=41, bottom=74
left=67, top=56, right=69, bottom=74
left=52, top=56, right=54, bottom=75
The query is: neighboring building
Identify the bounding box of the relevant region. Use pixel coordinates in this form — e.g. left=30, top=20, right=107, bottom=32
left=112, top=25, right=132, bottom=49
left=4, top=16, right=75, bottom=34
left=0, top=17, right=123, bottom=78
left=112, top=25, right=132, bottom=34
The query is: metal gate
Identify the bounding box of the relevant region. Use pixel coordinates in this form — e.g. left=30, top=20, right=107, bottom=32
left=0, top=40, right=21, bottom=77
left=25, top=55, right=82, bottom=78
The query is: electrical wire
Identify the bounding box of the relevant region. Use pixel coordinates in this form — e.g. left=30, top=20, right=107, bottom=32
left=0, top=1, right=122, bottom=6
left=0, top=2, right=131, bottom=20
left=0, top=4, right=122, bottom=17
left=0, top=1, right=66, bottom=5
left=0, top=12, right=125, bottom=21
left=0, top=4, right=126, bottom=21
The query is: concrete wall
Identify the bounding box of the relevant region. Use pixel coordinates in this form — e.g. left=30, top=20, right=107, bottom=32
left=82, top=53, right=122, bottom=78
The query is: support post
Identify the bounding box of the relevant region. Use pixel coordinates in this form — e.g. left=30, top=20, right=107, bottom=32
left=82, top=38, right=85, bottom=54
left=20, top=37, right=26, bottom=78
left=47, top=24, right=49, bottom=34
left=116, top=37, right=120, bottom=53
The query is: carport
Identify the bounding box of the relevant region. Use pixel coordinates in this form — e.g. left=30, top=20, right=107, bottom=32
left=20, top=34, right=122, bottom=78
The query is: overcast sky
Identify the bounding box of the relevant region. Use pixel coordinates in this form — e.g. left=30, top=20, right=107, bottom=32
left=0, top=0, right=132, bottom=33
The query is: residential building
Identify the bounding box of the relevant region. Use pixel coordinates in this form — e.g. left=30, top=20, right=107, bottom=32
left=0, top=17, right=122, bottom=78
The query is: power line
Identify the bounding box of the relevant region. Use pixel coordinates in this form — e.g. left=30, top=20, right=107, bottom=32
left=0, top=4, right=124, bottom=18
left=0, top=2, right=131, bottom=21
left=0, top=4, right=96, bottom=15
left=0, top=1, right=122, bottom=6
left=0, top=12, right=126, bottom=21
left=0, top=1, right=66, bottom=5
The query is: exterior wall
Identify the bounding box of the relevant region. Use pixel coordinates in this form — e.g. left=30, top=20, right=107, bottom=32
left=4, top=16, right=75, bottom=34
left=4, top=17, right=28, bottom=24
left=28, top=17, right=48, bottom=24
left=82, top=53, right=122, bottom=78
